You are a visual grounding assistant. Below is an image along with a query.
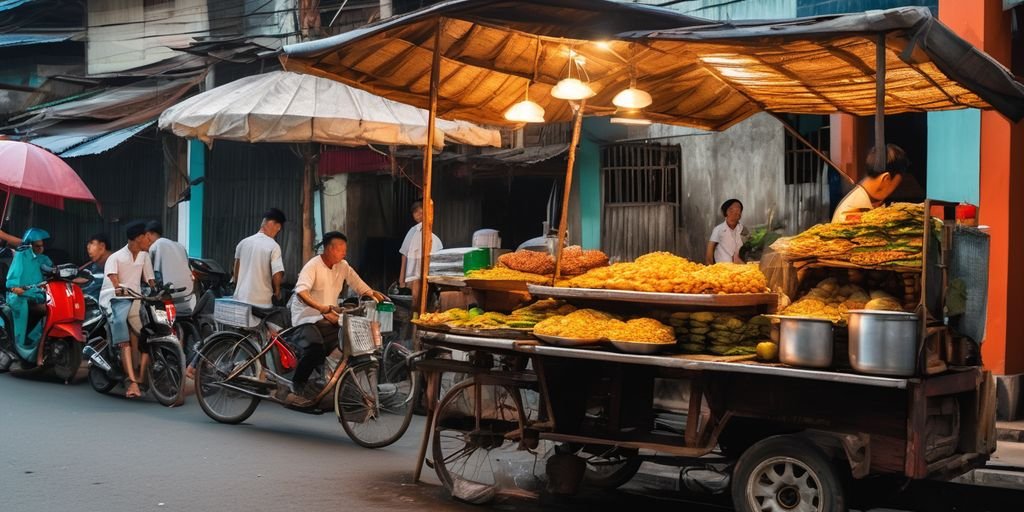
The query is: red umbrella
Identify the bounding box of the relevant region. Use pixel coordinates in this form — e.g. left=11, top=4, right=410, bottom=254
left=0, top=140, right=99, bottom=216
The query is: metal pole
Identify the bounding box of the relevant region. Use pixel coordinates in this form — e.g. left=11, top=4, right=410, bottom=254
left=0, top=189, right=10, bottom=230
left=874, top=33, right=886, bottom=172
left=553, top=99, right=586, bottom=282
left=418, top=19, right=442, bottom=317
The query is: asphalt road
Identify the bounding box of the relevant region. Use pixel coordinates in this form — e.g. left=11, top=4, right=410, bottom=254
left=3, top=369, right=1023, bottom=512
left=0, top=370, right=726, bottom=512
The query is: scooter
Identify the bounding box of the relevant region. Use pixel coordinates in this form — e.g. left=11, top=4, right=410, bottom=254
left=190, top=257, right=232, bottom=298
left=83, top=282, right=188, bottom=406
left=0, top=264, right=87, bottom=383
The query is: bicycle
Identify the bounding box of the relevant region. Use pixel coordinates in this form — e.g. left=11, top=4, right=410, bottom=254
left=193, top=301, right=418, bottom=448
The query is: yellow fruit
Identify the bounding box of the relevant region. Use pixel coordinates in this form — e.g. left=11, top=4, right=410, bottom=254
left=756, top=341, right=779, bottom=361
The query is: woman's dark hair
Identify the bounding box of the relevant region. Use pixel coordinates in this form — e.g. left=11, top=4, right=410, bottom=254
left=865, top=144, right=909, bottom=177
left=322, top=231, right=348, bottom=246
left=720, top=199, right=743, bottom=217
left=411, top=200, right=423, bottom=213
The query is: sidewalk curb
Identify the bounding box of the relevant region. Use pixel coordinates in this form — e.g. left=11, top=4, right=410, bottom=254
left=996, top=425, right=1024, bottom=442
left=952, top=468, right=1024, bottom=491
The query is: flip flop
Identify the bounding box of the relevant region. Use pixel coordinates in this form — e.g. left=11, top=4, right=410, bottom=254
left=125, top=380, right=142, bottom=399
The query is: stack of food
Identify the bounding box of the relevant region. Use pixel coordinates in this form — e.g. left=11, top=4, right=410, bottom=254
left=417, top=298, right=576, bottom=330
left=533, top=308, right=675, bottom=344
left=558, top=252, right=768, bottom=294
left=772, top=203, right=927, bottom=268
left=496, top=246, right=610, bottom=277
left=656, top=311, right=770, bottom=355
left=465, top=266, right=551, bottom=284
left=779, top=277, right=904, bottom=324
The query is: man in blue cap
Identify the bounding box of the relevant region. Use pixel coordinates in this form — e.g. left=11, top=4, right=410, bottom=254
left=4, top=228, right=54, bottom=365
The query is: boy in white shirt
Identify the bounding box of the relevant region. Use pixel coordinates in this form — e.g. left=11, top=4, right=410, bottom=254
left=233, top=208, right=286, bottom=307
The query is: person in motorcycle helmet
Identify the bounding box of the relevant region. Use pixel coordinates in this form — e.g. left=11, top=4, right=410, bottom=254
left=4, top=228, right=54, bottom=365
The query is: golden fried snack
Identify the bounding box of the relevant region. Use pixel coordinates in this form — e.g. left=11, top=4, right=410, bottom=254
left=466, top=267, right=550, bottom=284
left=499, top=250, right=555, bottom=275
left=559, top=246, right=610, bottom=275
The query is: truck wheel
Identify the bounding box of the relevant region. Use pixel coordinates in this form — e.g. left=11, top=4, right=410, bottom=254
left=731, top=435, right=847, bottom=512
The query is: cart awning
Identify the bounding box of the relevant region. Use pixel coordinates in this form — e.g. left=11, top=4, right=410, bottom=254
left=281, top=3, right=1024, bottom=131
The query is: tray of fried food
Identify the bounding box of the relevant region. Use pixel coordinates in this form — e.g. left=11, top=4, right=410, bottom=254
left=607, top=318, right=677, bottom=354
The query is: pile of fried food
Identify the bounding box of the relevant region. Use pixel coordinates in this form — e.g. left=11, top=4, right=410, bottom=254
left=558, top=252, right=768, bottom=294
left=534, top=308, right=675, bottom=344
left=417, top=298, right=576, bottom=330
left=497, top=246, right=609, bottom=276
left=654, top=310, right=771, bottom=355
left=772, top=203, right=927, bottom=268
left=465, top=266, right=551, bottom=284
left=780, top=277, right=905, bottom=324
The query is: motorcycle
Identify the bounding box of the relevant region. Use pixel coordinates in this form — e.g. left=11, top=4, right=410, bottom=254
left=189, top=257, right=232, bottom=298
left=83, top=282, right=188, bottom=406
left=0, top=263, right=87, bottom=382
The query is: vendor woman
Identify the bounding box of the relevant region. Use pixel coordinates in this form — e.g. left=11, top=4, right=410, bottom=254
left=706, top=199, right=747, bottom=264
left=832, top=144, right=908, bottom=223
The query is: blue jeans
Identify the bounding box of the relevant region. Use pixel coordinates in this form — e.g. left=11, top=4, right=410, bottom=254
left=107, top=299, right=141, bottom=345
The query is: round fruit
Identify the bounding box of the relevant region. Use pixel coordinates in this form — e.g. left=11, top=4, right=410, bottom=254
left=756, top=341, right=779, bottom=361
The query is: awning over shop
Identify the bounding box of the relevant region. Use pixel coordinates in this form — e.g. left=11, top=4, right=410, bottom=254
left=281, top=2, right=1024, bottom=130
left=0, top=32, right=79, bottom=48
left=30, top=121, right=155, bottom=158
left=280, top=0, right=705, bottom=126
left=158, top=70, right=501, bottom=148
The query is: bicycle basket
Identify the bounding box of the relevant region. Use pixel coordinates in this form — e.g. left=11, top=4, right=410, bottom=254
left=343, top=315, right=378, bottom=357
left=213, top=298, right=257, bottom=328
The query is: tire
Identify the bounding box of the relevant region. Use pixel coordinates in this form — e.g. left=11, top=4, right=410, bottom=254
left=731, top=435, right=848, bottom=512
left=195, top=334, right=261, bottom=424
left=431, top=379, right=530, bottom=503
left=148, top=341, right=186, bottom=406
left=336, top=361, right=417, bottom=449
left=88, top=364, right=116, bottom=393
left=52, top=339, right=82, bottom=383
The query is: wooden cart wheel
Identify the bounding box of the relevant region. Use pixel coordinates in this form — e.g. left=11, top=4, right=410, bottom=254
left=731, top=435, right=847, bottom=512
left=431, top=378, right=532, bottom=503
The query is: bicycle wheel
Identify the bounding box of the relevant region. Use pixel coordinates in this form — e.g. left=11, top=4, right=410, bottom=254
left=432, top=379, right=544, bottom=504
left=335, top=361, right=417, bottom=449
left=148, top=341, right=186, bottom=406
left=195, top=334, right=260, bottom=424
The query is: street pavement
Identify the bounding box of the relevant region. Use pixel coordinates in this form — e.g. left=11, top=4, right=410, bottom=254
left=2, top=369, right=1023, bottom=512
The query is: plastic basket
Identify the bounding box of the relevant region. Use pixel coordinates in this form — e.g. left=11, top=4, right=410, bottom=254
left=344, top=315, right=378, bottom=357
left=213, top=298, right=258, bottom=328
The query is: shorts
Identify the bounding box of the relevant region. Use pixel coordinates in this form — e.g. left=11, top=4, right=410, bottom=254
left=108, top=299, right=142, bottom=345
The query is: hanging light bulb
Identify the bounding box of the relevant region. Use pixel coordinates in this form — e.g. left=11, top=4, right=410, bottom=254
left=613, top=83, right=653, bottom=109
left=504, top=98, right=546, bottom=123
left=551, top=78, right=595, bottom=100
left=552, top=48, right=596, bottom=101
left=610, top=108, right=651, bottom=125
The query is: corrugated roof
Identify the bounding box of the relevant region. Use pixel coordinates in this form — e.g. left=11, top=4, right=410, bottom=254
left=30, top=121, right=154, bottom=158
left=0, top=0, right=34, bottom=13
left=0, top=33, right=77, bottom=48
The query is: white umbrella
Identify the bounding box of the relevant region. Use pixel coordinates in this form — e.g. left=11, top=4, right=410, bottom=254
left=159, top=70, right=500, bottom=148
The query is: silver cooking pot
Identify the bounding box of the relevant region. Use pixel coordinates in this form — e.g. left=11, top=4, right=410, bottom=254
left=848, top=310, right=919, bottom=377
left=769, top=316, right=834, bottom=368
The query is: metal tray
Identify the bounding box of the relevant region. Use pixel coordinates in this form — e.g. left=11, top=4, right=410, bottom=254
left=608, top=340, right=674, bottom=354
left=533, top=333, right=604, bottom=347
left=412, top=320, right=532, bottom=339
left=527, top=284, right=778, bottom=307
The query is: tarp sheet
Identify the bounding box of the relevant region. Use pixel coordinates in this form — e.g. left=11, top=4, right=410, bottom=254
left=281, top=2, right=1024, bottom=131
left=158, top=70, right=501, bottom=148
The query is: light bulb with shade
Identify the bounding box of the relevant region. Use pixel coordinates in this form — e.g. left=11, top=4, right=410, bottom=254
left=612, top=87, right=653, bottom=109
left=504, top=99, right=546, bottom=123
left=551, top=78, right=596, bottom=100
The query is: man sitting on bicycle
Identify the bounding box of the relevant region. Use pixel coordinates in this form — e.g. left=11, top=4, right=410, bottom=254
left=283, top=231, right=386, bottom=406
left=100, top=221, right=156, bottom=399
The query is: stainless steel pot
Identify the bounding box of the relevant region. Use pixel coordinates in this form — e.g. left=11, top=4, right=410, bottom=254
left=772, top=316, right=834, bottom=368
left=847, top=310, right=919, bottom=377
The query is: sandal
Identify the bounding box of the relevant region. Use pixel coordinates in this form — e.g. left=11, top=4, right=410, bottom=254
left=125, top=379, right=142, bottom=399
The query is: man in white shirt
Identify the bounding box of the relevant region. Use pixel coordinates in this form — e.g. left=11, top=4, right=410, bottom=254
left=284, top=231, right=385, bottom=405
left=832, top=144, right=908, bottom=223
left=100, top=221, right=156, bottom=399
left=233, top=208, right=286, bottom=307
left=706, top=199, right=747, bottom=264
left=398, top=201, right=442, bottom=311
left=144, top=221, right=196, bottom=314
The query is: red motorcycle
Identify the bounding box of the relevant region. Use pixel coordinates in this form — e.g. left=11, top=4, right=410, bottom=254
left=0, top=263, right=87, bottom=382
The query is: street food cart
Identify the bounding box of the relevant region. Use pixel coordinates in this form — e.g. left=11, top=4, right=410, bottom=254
left=280, top=1, right=1024, bottom=510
